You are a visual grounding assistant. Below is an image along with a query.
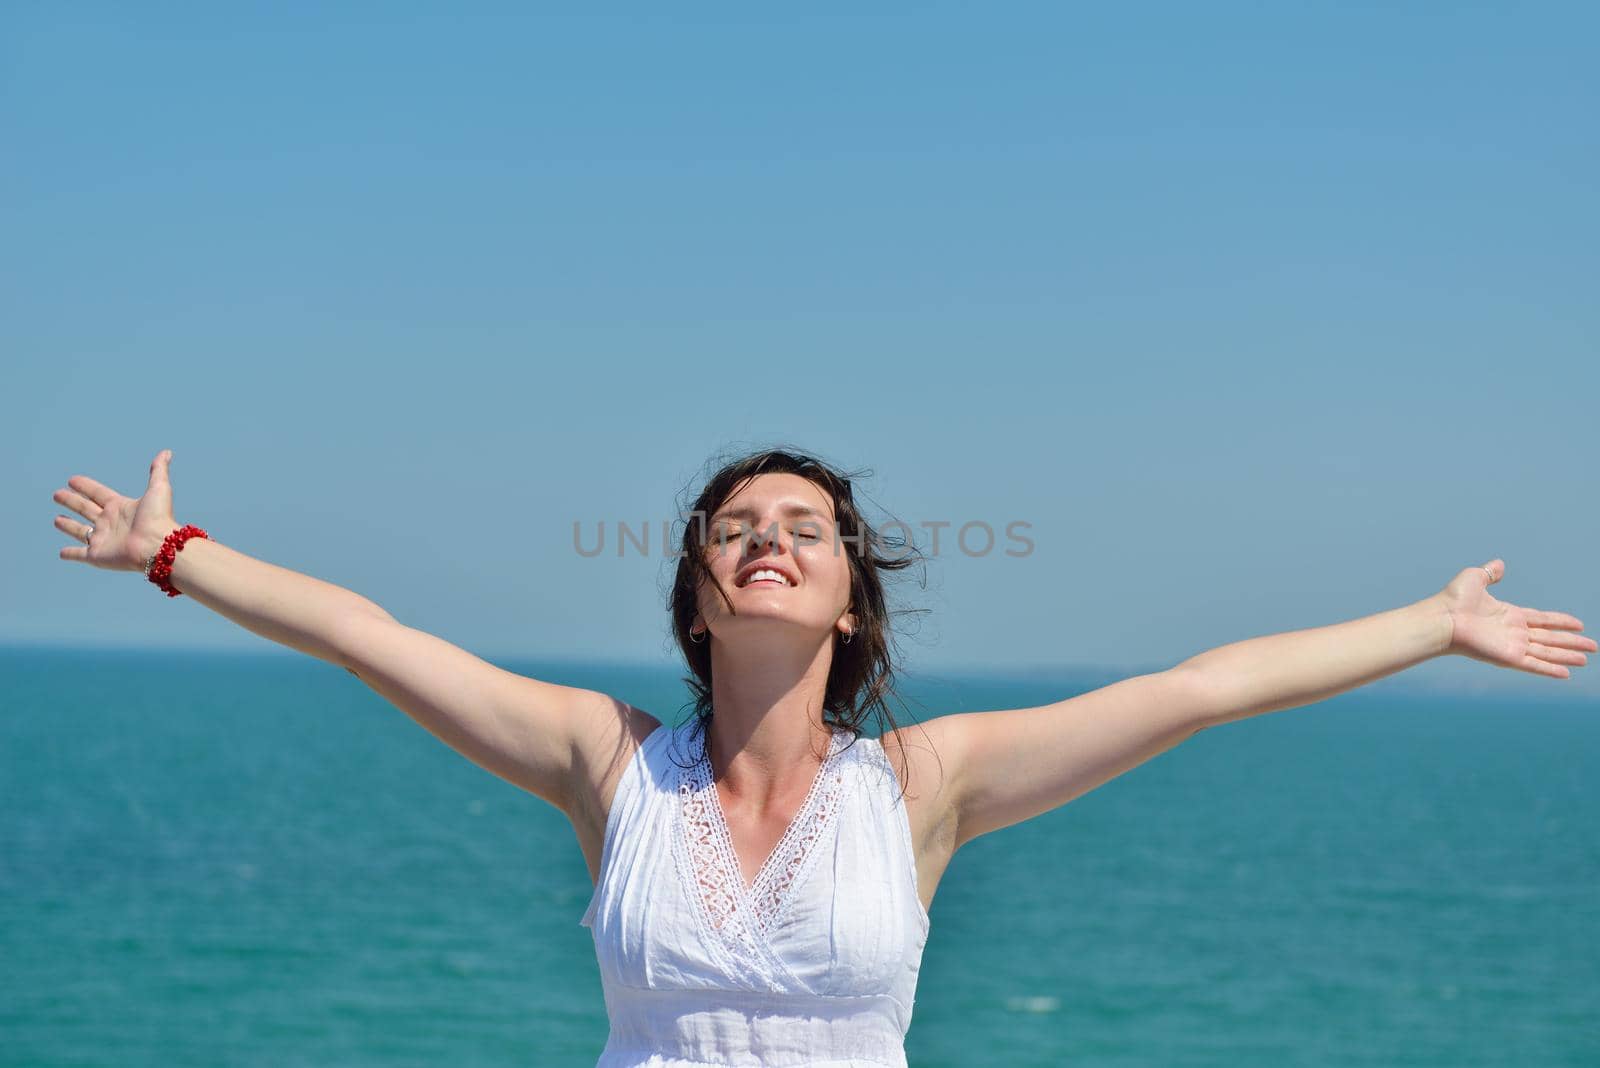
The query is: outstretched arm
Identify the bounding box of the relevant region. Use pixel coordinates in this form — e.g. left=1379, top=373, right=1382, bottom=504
left=51, top=450, right=615, bottom=813
left=54, top=451, right=400, bottom=663
left=932, top=560, right=1593, bottom=849
left=1186, top=559, right=1591, bottom=728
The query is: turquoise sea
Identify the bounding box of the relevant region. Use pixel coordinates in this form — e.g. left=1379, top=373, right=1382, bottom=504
left=3, top=647, right=1596, bottom=1067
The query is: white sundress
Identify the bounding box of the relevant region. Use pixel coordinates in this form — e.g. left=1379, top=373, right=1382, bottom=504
left=579, top=718, right=932, bottom=1067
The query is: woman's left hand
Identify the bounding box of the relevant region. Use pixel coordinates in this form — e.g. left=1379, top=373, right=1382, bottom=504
left=1438, top=559, right=1596, bottom=678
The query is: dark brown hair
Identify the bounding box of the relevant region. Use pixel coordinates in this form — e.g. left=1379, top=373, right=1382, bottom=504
left=665, top=444, right=930, bottom=795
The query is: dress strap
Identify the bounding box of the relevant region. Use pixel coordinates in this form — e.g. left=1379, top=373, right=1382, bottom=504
left=855, top=735, right=929, bottom=932
left=579, top=719, right=669, bottom=928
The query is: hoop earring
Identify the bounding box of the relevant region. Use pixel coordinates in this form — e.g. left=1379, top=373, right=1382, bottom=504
left=840, top=629, right=853, bottom=645
left=690, top=628, right=706, bottom=644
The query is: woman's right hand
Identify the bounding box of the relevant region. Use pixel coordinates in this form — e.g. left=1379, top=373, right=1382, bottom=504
left=52, top=450, right=180, bottom=573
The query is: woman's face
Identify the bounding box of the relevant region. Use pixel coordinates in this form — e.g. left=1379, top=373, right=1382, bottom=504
left=692, top=472, right=856, bottom=645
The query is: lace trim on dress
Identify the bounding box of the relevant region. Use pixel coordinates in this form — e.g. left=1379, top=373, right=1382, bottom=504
left=671, top=781, right=770, bottom=989
left=677, top=728, right=851, bottom=944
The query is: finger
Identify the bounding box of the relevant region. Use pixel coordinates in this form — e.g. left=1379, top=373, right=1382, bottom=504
left=66, top=474, right=120, bottom=507
left=1518, top=654, right=1571, bottom=679
left=52, top=488, right=102, bottom=521
left=1525, top=610, right=1586, bottom=631
left=148, top=449, right=172, bottom=488
left=53, top=515, right=93, bottom=542
left=1530, top=628, right=1599, bottom=652
left=1529, top=642, right=1588, bottom=667
left=59, top=544, right=88, bottom=562
left=1481, top=559, right=1504, bottom=583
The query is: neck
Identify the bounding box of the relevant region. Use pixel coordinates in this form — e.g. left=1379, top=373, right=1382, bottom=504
left=704, top=634, right=838, bottom=810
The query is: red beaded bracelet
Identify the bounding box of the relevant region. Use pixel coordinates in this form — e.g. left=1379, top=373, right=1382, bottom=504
left=143, top=524, right=210, bottom=598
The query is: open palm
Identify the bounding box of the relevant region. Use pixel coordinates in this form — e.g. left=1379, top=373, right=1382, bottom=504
left=1440, top=559, right=1595, bottom=679
left=52, top=450, right=178, bottom=572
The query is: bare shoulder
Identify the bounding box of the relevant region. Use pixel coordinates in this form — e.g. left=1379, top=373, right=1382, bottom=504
left=880, top=713, right=964, bottom=793
left=878, top=716, right=965, bottom=911
left=567, top=698, right=664, bottom=884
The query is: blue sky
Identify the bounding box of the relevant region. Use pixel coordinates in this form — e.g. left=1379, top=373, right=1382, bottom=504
left=6, top=3, right=1596, bottom=698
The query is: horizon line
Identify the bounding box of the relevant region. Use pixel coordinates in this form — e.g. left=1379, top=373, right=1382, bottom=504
left=3, top=640, right=1591, bottom=703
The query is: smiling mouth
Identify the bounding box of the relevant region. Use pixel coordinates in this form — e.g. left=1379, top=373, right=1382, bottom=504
left=737, top=568, right=796, bottom=588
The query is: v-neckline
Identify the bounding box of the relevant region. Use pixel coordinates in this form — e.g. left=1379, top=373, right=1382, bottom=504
left=677, top=724, right=852, bottom=938
left=705, top=729, right=846, bottom=895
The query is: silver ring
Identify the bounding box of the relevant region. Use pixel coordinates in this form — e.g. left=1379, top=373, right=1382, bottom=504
left=1481, top=565, right=1493, bottom=583
left=83, top=524, right=94, bottom=543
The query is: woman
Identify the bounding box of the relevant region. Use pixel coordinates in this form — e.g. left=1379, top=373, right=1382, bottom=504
left=52, top=446, right=1593, bottom=1068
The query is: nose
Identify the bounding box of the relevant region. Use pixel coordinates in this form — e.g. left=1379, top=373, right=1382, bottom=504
left=745, top=520, right=781, bottom=555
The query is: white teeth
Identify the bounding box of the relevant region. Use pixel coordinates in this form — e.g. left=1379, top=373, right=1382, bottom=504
left=742, top=568, right=792, bottom=587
